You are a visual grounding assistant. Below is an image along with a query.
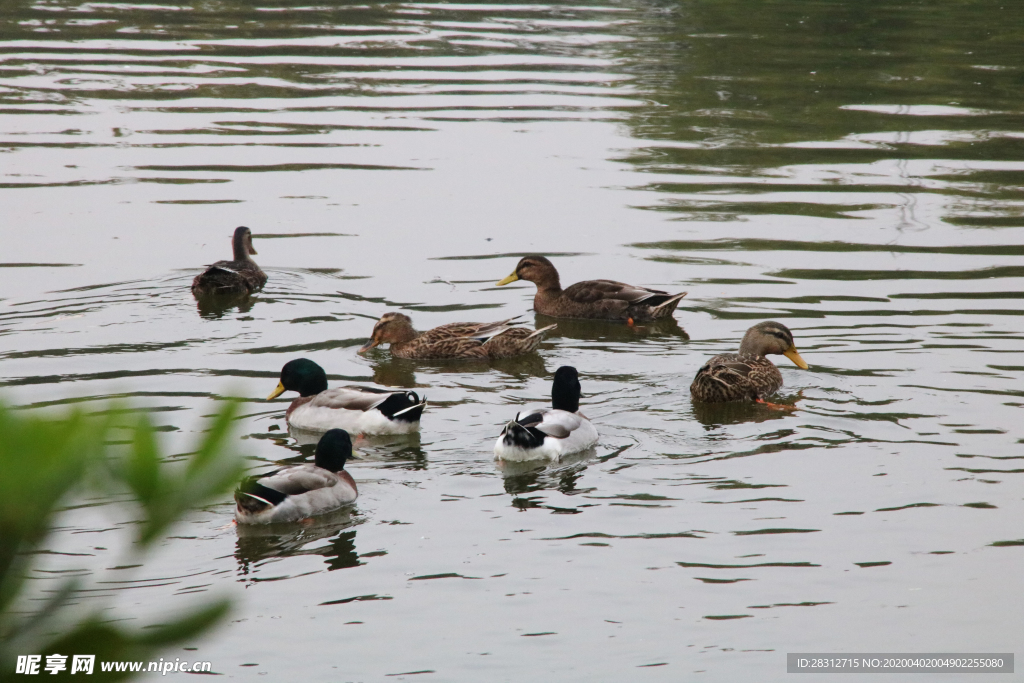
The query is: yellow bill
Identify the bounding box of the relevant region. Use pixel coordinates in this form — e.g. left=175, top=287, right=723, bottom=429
left=267, top=381, right=286, bottom=400
left=496, top=272, right=519, bottom=286
left=783, top=347, right=809, bottom=369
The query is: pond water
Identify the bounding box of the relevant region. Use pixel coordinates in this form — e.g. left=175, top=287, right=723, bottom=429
left=3, top=1, right=1023, bottom=680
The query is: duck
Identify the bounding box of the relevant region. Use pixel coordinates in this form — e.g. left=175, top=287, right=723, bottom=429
left=191, top=226, right=267, bottom=297
left=494, top=366, right=599, bottom=461
left=496, top=255, right=687, bottom=323
left=235, top=429, right=357, bottom=524
left=690, top=321, right=809, bottom=403
left=358, top=312, right=556, bottom=360
left=268, top=358, right=426, bottom=434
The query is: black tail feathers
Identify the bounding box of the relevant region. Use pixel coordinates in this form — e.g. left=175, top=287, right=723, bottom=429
left=376, top=391, right=426, bottom=423
left=501, top=415, right=546, bottom=449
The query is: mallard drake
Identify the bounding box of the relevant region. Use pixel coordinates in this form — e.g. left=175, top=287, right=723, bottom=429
left=191, top=226, right=267, bottom=297
left=268, top=358, right=426, bottom=434
left=358, top=312, right=556, bottom=360
left=690, top=321, right=808, bottom=403
left=235, top=429, right=357, bottom=524
left=496, top=255, right=687, bottom=323
left=494, top=366, right=598, bottom=461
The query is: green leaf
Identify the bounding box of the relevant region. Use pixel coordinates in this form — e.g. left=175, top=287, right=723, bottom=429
left=188, top=399, right=240, bottom=478
left=0, top=399, right=237, bottom=678
left=135, top=599, right=231, bottom=647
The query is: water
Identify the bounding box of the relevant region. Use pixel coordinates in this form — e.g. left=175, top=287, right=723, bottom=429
left=3, top=1, right=1023, bottom=680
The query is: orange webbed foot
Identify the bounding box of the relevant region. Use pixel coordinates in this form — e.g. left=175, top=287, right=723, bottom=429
left=755, top=398, right=797, bottom=412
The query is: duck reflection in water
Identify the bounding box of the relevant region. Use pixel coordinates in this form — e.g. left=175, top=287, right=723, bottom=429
left=235, top=509, right=364, bottom=579
left=368, top=356, right=420, bottom=388
left=489, top=352, right=549, bottom=379
left=368, top=351, right=550, bottom=384
left=534, top=314, right=688, bottom=342
left=690, top=391, right=804, bottom=429
left=498, top=449, right=595, bottom=498
left=289, top=424, right=426, bottom=469
left=194, top=292, right=256, bottom=320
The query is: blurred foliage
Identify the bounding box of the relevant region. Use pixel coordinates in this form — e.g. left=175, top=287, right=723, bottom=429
left=0, top=400, right=243, bottom=681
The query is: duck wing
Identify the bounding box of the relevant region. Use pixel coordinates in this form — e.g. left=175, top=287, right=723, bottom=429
left=253, top=464, right=339, bottom=496
left=192, top=259, right=266, bottom=294
left=563, top=279, right=679, bottom=306
left=309, top=387, right=425, bottom=420
left=309, top=387, right=402, bottom=411
left=421, top=316, right=522, bottom=343
left=701, top=354, right=756, bottom=382
left=192, top=264, right=243, bottom=292
left=516, top=409, right=583, bottom=439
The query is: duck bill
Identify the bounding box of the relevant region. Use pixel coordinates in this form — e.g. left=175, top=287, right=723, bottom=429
left=267, top=381, right=286, bottom=400
left=783, top=347, right=809, bottom=369
left=496, top=272, right=519, bottom=286
left=357, top=339, right=379, bottom=354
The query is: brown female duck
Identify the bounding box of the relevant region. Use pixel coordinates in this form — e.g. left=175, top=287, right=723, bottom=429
left=191, top=226, right=267, bottom=297
left=690, top=321, right=808, bottom=403
left=496, top=255, right=686, bottom=323
left=358, top=313, right=556, bottom=360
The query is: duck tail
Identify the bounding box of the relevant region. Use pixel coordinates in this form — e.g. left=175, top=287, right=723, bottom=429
left=471, top=316, right=524, bottom=342
left=500, top=419, right=546, bottom=449
left=521, top=323, right=557, bottom=352
left=234, top=480, right=285, bottom=515
left=392, top=393, right=427, bottom=423
left=376, top=391, right=427, bottom=423
left=235, top=491, right=273, bottom=515
left=192, top=266, right=246, bottom=296
left=501, top=410, right=548, bottom=448
left=652, top=292, right=687, bottom=318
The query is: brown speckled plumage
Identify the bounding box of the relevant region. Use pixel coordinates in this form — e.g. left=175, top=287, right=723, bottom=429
left=690, top=321, right=808, bottom=403
left=359, top=312, right=556, bottom=360
left=497, top=255, right=686, bottom=323
left=192, top=226, right=267, bottom=297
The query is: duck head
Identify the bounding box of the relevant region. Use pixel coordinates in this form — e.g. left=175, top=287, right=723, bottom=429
left=232, top=226, right=257, bottom=260
left=314, top=429, right=353, bottom=471
left=551, top=365, right=582, bottom=412
left=358, top=312, right=417, bottom=353
left=738, top=321, right=808, bottom=368
left=496, top=255, right=560, bottom=289
left=267, top=358, right=329, bottom=399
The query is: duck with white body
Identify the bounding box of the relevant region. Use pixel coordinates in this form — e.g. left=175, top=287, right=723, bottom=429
left=494, top=366, right=599, bottom=462
left=268, top=358, right=426, bottom=435
left=235, top=429, right=358, bottom=524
